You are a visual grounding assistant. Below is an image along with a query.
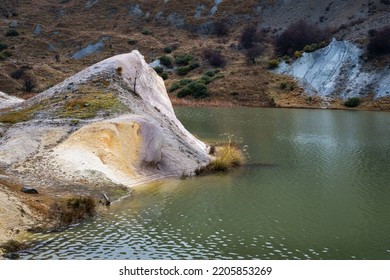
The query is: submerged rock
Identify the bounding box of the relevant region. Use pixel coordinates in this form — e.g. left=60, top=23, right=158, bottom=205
left=277, top=39, right=390, bottom=99
left=0, top=51, right=210, bottom=187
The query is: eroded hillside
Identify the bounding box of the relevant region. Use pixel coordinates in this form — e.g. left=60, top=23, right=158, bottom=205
left=0, top=0, right=389, bottom=109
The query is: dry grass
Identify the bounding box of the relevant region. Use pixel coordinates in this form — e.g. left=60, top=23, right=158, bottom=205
left=50, top=196, right=96, bottom=226
left=196, top=133, right=248, bottom=174
left=208, top=144, right=246, bottom=172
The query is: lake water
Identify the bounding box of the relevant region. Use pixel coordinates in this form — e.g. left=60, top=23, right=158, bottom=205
left=19, top=107, right=390, bottom=260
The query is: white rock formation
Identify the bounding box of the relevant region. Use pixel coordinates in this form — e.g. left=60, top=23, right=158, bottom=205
left=0, top=91, right=24, bottom=109
left=0, top=51, right=211, bottom=187
left=277, top=39, right=390, bottom=99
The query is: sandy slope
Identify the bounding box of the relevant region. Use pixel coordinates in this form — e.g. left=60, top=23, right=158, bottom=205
left=0, top=182, right=37, bottom=244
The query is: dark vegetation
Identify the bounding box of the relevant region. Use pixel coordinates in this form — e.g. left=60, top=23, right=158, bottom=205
left=367, top=26, right=390, bottom=56
left=177, top=81, right=208, bottom=99
left=159, top=55, right=173, bottom=68
left=202, top=49, right=226, bottom=67
left=50, top=196, right=96, bottom=226
left=22, top=76, right=36, bottom=92
left=274, top=20, right=330, bottom=56
left=213, top=21, right=229, bottom=37
left=5, top=29, right=19, bottom=37
left=344, top=97, right=361, bottom=107
left=240, top=26, right=266, bottom=63
left=0, top=240, right=29, bottom=259
left=0, top=42, right=8, bottom=51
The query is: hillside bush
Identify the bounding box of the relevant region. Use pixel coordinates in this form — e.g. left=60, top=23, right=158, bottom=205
left=202, top=49, right=225, bottom=67
left=177, top=81, right=209, bottom=99
left=0, top=42, right=8, bottom=52
left=245, top=45, right=264, bottom=64
left=174, top=54, right=193, bottom=66
left=176, top=63, right=199, bottom=76
left=0, top=50, right=12, bottom=61
left=367, top=26, right=390, bottom=56
left=163, top=46, right=172, bottom=53
left=5, top=29, right=19, bottom=37
left=22, top=76, right=36, bottom=92
left=240, top=26, right=257, bottom=49
left=10, top=68, right=25, bottom=79
left=214, top=21, right=229, bottom=37
left=344, top=97, right=361, bottom=107
left=274, top=20, right=330, bottom=56
left=141, top=29, right=153, bottom=35
left=127, top=39, right=137, bottom=45
left=267, top=59, right=279, bottom=69
left=159, top=55, right=173, bottom=68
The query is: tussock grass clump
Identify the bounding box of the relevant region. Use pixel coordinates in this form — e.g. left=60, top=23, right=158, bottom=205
left=209, top=143, right=246, bottom=172
left=198, top=133, right=248, bottom=174
left=1, top=240, right=29, bottom=253
left=51, top=196, right=96, bottom=226
left=1, top=240, right=29, bottom=259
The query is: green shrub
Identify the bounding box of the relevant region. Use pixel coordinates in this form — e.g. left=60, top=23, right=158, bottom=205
left=0, top=43, right=8, bottom=52
left=177, top=86, right=192, bottom=98
left=188, top=82, right=209, bottom=99
left=177, top=81, right=209, bottom=99
left=204, top=70, right=216, bottom=77
left=302, top=42, right=327, bottom=53
left=169, top=79, right=192, bottom=93
left=188, top=62, right=200, bottom=70
left=294, top=51, right=302, bottom=58
left=127, top=39, right=137, bottom=45
left=200, top=75, right=211, bottom=84
left=344, top=97, right=361, bottom=107
left=180, top=79, right=192, bottom=86
left=141, top=29, right=153, bottom=35
left=5, top=29, right=19, bottom=37
left=163, top=46, right=172, bottom=53
left=174, top=54, right=193, bottom=66
left=159, top=72, right=168, bottom=80
left=280, top=82, right=288, bottom=89
left=176, top=66, right=190, bottom=76
left=0, top=50, right=12, bottom=61
left=169, top=82, right=180, bottom=92
left=159, top=55, right=173, bottom=68
left=153, top=66, right=164, bottom=74
left=268, top=59, right=279, bottom=69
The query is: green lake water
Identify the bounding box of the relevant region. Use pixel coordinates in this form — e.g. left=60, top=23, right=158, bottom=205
left=19, top=107, right=390, bottom=259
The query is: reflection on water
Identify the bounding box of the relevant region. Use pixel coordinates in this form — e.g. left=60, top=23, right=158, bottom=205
left=19, top=108, right=390, bottom=260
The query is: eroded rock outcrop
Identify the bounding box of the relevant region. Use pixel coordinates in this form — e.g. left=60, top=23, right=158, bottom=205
left=0, top=91, right=23, bottom=109
left=277, top=39, right=390, bottom=99
left=0, top=51, right=210, bottom=187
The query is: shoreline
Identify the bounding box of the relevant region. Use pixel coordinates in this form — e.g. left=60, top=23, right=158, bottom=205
left=170, top=96, right=390, bottom=112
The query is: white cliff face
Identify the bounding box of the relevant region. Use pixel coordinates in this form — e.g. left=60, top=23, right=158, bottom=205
left=277, top=39, right=390, bottom=99
left=0, top=51, right=211, bottom=187
left=0, top=91, right=24, bottom=109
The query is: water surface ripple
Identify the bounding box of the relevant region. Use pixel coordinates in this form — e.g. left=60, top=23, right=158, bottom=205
left=19, top=108, right=390, bottom=260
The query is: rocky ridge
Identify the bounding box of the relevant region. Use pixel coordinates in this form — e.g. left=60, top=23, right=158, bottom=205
left=0, top=50, right=211, bottom=187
